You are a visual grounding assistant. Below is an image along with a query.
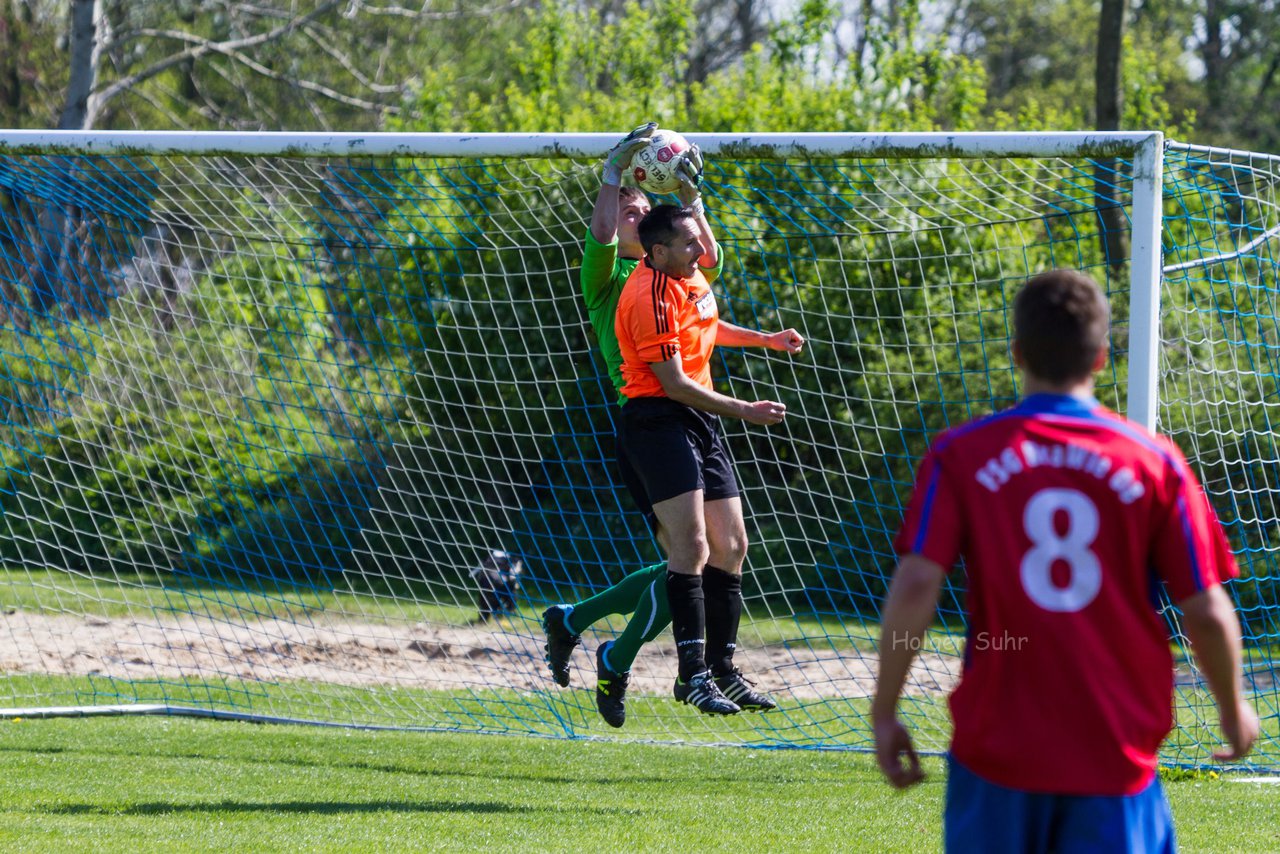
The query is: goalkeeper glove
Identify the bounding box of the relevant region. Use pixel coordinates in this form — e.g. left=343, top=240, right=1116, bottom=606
left=602, top=122, right=658, bottom=186
left=675, top=143, right=704, bottom=214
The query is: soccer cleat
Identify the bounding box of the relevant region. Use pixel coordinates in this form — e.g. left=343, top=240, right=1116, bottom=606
left=542, top=605, right=581, bottom=687
left=673, top=670, right=741, bottom=716
left=715, top=668, right=777, bottom=711
left=595, top=641, right=630, bottom=728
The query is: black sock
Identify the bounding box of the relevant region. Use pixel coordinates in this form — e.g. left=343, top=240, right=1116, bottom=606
left=666, top=570, right=706, bottom=681
left=702, top=566, right=742, bottom=677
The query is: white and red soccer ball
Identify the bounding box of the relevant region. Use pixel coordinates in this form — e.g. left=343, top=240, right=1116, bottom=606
left=628, top=129, right=691, bottom=194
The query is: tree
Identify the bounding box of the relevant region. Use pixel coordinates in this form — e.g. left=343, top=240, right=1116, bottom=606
left=0, top=0, right=64, bottom=129
left=684, top=0, right=771, bottom=85
left=1095, top=0, right=1127, bottom=267
left=59, top=0, right=387, bottom=130
left=396, top=0, right=989, bottom=134
left=940, top=0, right=1186, bottom=133
left=1189, top=0, right=1280, bottom=149
left=58, top=0, right=97, bottom=129
left=1096, top=0, right=1125, bottom=133
left=9, top=0, right=548, bottom=132
left=4, top=1, right=539, bottom=325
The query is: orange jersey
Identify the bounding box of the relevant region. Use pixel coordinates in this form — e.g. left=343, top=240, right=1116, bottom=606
left=615, top=259, right=719, bottom=400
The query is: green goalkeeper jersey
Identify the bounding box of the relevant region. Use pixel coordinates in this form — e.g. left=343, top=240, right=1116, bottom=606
left=580, top=228, right=723, bottom=405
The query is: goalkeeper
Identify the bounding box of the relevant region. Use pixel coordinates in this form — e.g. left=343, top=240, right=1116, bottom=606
left=541, top=123, right=741, bottom=727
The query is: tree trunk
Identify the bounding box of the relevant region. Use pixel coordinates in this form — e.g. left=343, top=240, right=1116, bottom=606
left=1201, top=0, right=1224, bottom=136
left=59, top=0, right=98, bottom=130
left=1, top=2, right=22, bottom=115
left=1095, top=0, right=1123, bottom=132
left=36, top=0, right=101, bottom=318
left=1094, top=0, right=1127, bottom=269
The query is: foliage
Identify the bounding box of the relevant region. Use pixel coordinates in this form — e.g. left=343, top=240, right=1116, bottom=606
left=0, top=211, right=401, bottom=584
left=0, top=0, right=64, bottom=129
left=0, top=0, right=1274, bottom=630
left=6, top=1, right=1280, bottom=153
left=1157, top=147, right=1280, bottom=627
left=395, top=0, right=990, bottom=134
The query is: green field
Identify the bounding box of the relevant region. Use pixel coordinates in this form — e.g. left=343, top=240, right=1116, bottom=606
left=3, top=674, right=956, bottom=755
left=0, top=716, right=1275, bottom=853
left=3, top=565, right=1278, bottom=851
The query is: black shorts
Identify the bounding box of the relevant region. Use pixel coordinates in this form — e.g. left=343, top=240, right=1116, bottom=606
left=615, top=396, right=741, bottom=531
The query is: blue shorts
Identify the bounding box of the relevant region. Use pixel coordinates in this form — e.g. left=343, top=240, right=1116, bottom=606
left=945, top=756, right=1175, bottom=854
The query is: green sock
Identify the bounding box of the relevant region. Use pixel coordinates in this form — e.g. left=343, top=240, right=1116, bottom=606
left=567, top=562, right=666, bottom=634
left=604, top=564, right=670, bottom=673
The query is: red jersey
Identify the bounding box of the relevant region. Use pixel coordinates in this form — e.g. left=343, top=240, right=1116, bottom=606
left=894, top=393, right=1237, bottom=796
left=615, top=259, right=718, bottom=399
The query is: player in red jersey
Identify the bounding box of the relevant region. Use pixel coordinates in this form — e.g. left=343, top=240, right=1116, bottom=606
left=873, top=269, right=1257, bottom=852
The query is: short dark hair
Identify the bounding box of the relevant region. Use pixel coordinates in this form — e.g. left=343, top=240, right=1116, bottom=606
left=618, top=186, right=648, bottom=208
left=1013, top=270, right=1110, bottom=384
left=637, top=204, right=695, bottom=255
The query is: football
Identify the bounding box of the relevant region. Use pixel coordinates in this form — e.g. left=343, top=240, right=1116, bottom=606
left=628, top=128, right=691, bottom=194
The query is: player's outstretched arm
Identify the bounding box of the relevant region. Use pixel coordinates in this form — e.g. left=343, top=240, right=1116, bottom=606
left=1179, top=585, right=1259, bottom=760
left=650, top=355, right=785, bottom=425
left=873, top=553, right=945, bottom=788
left=716, top=321, right=805, bottom=353
left=589, top=182, right=624, bottom=245
left=590, top=122, right=657, bottom=244
left=674, top=144, right=720, bottom=269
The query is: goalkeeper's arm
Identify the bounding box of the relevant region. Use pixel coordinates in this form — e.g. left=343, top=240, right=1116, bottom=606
left=590, top=122, right=657, bottom=244
left=589, top=182, right=624, bottom=245
left=675, top=144, right=720, bottom=270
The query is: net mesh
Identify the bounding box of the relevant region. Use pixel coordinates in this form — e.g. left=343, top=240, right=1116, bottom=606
left=0, top=138, right=1271, bottom=767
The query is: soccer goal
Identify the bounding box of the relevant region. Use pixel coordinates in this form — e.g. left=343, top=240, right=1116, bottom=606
left=0, top=130, right=1273, bottom=768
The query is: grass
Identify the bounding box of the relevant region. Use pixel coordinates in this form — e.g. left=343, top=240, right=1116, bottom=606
left=0, top=716, right=1275, bottom=853
left=7, top=674, right=1269, bottom=775
left=0, top=567, right=477, bottom=625
left=3, top=564, right=1277, bottom=847
left=2, top=673, right=956, bottom=752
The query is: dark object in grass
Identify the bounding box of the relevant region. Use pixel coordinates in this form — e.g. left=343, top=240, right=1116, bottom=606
left=469, top=549, right=523, bottom=624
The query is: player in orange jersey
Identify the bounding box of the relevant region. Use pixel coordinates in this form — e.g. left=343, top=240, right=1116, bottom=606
left=614, top=203, right=804, bottom=714
left=543, top=124, right=721, bottom=729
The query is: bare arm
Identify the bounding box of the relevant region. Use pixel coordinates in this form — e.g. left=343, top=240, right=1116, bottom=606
left=872, top=553, right=946, bottom=788
left=690, top=203, right=720, bottom=269
left=650, top=356, right=785, bottom=425
left=592, top=122, right=657, bottom=244
left=1179, top=585, right=1258, bottom=760
left=589, top=182, right=622, bottom=245
left=674, top=144, right=719, bottom=269
left=717, top=321, right=805, bottom=353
